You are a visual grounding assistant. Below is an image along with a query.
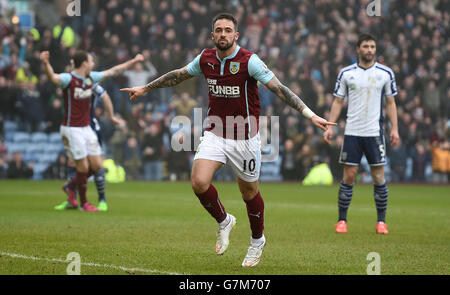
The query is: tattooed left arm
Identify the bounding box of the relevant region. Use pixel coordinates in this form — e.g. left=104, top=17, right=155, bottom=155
left=264, top=77, right=310, bottom=114
left=264, top=77, right=336, bottom=130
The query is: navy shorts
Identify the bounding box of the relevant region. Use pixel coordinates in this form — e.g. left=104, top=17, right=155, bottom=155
left=339, top=135, right=386, bottom=166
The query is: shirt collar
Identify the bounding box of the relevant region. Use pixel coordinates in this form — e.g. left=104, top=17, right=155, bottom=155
left=357, top=61, right=377, bottom=71
left=216, top=45, right=240, bottom=62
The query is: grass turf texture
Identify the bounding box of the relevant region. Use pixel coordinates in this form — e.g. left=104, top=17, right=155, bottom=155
left=0, top=180, right=448, bottom=275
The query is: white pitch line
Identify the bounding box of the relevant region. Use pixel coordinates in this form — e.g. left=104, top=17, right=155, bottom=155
left=0, top=251, right=186, bottom=275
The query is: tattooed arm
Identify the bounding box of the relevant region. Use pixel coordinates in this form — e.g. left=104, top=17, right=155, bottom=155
left=145, top=66, right=193, bottom=91
left=265, top=76, right=336, bottom=131
left=120, top=66, right=193, bottom=101
left=264, top=76, right=309, bottom=113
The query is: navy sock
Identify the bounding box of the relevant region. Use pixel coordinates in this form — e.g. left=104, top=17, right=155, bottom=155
left=94, top=168, right=106, bottom=202
left=338, top=182, right=353, bottom=221
left=374, top=182, right=388, bottom=222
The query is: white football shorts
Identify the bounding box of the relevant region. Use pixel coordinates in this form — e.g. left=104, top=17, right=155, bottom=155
left=60, top=125, right=102, bottom=160
left=194, top=131, right=261, bottom=182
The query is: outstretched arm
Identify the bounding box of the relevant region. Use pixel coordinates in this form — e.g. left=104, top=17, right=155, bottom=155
left=120, top=65, right=193, bottom=101
left=264, top=76, right=336, bottom=131
left=101, top=54, right=144, bottom=81
left=40, top=51, right=62, bottom=86
left=144, top=65, right=193, bottom=91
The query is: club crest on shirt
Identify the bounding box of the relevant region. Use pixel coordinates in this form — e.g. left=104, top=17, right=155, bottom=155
left=230, top=62, right=240, bottom=74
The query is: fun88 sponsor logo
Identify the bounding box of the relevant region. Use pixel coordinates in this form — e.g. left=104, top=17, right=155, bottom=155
left=74, top=88, right=93, bottom=99
left=207, top=79, right=240, bottom=98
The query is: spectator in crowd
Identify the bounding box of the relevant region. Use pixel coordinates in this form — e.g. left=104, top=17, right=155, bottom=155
left=0, top=156, right=7, bottom=179
left=296, top=143, right=314, bottom=181
left=166, top=130, right=191, bottom=181
left=141, top=122, right=165, bottom=181
left=281, top=138, right=299, bottom=181
left=389, top=140, right=408, bottom=182
left=43, top=152, right=69, bottom=180
left=123, top=135, right=142, bottom=180
left=109, top=120, right=129, bottom=165
left=0, top=140, right=7, bottom=158
left=430, top=140, right=449, bottom=183
left=45, top=96, right=64, bottom=133
left=166, top=92, right=198, bottom=119
left=7, top=152, right=33, bottom=179
left=16, top=82, right=45, bottom=132
left=411, top=142, right=431, bottom=182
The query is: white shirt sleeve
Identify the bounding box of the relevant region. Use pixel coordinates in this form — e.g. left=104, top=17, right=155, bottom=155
left=384, top=71, right=398, bottom=97
left=333, top=70, right=347, bottom=98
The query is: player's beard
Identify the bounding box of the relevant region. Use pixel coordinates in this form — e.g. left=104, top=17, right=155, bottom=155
left=360, top=53, right=375, bottom=64
left=215, top=38, right=234, bottom=51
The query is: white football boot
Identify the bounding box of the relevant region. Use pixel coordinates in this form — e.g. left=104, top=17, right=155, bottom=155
left=215, top=214, right=236, bottom=255
left=242, top=235, right=266, bottom=267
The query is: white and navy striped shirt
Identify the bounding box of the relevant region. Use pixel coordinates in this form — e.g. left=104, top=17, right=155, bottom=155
left=333, top=62, right=398, bottom=137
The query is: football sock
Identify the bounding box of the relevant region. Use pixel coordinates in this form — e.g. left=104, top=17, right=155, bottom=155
left=245, top=191, right=264, bottom=239
left=251, top=235, right=265, bottom=247
left=219, top=214, right=231, bottom=228
left=338, top=181, right=353, bottom=221
left=94, top=168, right=106, bottom=202
left=69, top=171, right=88, bottom=205
left=374, top=182, right=388, bottom=222
left=67, top=167, right=78, bottom=193
left=195, top=184, right=227, bottom=224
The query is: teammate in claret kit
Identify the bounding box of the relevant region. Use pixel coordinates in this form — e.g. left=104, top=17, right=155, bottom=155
left=41, top=50, right=143, bottom=212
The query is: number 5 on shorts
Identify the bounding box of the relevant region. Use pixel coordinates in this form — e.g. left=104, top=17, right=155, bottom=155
left=379, top=144, right=385, bottom=157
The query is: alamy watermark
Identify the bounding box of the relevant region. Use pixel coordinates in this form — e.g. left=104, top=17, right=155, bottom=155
left=66, top=252, right=81, bottom=275
left=169, top=108, right=280, bottom=162
left=366, top=252, right=381, bottom=275
left=366, top=0, right=381, bottom=17
left=66, top=0, right=81, bottom=17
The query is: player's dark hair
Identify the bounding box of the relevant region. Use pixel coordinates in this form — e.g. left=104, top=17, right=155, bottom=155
left=72, top=50, right=89, bottom=68
left=212, top=13, right=238, bottom=31
left=357, top=33, right=377, bottom=47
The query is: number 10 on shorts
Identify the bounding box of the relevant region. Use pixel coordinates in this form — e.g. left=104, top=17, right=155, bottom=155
left=243, top=159, right=256, bottom=172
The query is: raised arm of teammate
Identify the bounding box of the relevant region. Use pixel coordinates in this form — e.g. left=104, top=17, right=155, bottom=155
left=101, top=54, right=145, bottom=81
left=120, top=65, right=193, bottom=101
left=40, top=51, right=62, bottom=86
left=323, top=96, right=345, bottom=144
left=264, top=76, right=336, bottom=131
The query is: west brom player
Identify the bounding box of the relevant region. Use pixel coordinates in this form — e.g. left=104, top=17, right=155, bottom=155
left=88, top=84, right=122, bottom=211
left=121, top=13, right=335, bottom=267
left=41, top=50, right=143, bottom=212
left=324, top=33, right=400, bottom=234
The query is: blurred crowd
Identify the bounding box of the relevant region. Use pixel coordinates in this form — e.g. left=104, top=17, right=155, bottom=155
left=0, top=0, right=448, bottom=183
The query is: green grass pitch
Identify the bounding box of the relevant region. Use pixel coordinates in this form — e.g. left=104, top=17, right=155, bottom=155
left=0, top=180, right=448, bottom=275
